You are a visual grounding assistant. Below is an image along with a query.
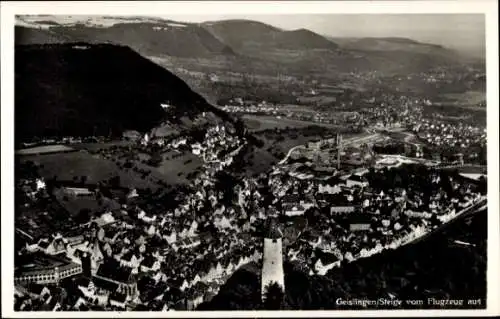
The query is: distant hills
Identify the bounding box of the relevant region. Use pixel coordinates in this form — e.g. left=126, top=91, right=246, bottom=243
left=16, top=16, right=235, bottom=57
left=331, top=37, right=458, bottom=56
left=202, top=19, right=339, bottom=53
left=15, top=43, right=235, bottom=141
left=15, top=15, right=473, bottom=72
left=14, top=16, right=483, bottom=134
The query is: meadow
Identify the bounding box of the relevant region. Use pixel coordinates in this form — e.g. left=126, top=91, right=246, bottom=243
left=150, top=150, right=204, bottom=183
left=20, top=150, right=160, bottom=190
left=440, top=90, right=486, bottom=107
left=242, top=114, right=340, bottom=132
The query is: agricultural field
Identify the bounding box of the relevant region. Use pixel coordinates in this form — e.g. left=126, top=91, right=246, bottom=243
left=242, top=114, right=340, bottom=132
left=16, top=144, right=76, bottom=155
left=149, top=150, right=204, bottom=183
left=296, top=95, right=337, bottom=106
left=72, top=140, right=134, bottom=151
left=19, top=151, right=161, bottom=190
left=452, top=165, right=487, bottom=175
left=20, top=137, right=208, bottom=189
left=384, top=131, right=410, bottom=141
left=440, top=90, right=486, bottom=107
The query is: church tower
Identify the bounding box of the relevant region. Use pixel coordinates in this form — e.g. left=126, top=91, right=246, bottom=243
left=261, top=217, right=285, bottom=300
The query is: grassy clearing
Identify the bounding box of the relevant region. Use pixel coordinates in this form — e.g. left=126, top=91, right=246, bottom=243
left=242, top=114, right=340, bottom=132
left=72, top=140, right=134, bottom=151
left=149, top=150, right=203, bottom=183
left=240, top=132, right=326, bottom=176
left=20, top=139, right=206, bottom=189
left=19, top=151, right=160, bottom=190
left=297, top=95, right=337, bottom=105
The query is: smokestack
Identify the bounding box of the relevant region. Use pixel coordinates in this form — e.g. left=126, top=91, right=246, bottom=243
left=337, top=134, right=342, bottom=170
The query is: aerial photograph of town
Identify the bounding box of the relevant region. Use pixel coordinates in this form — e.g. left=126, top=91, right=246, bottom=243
left=7, top=5, right=493, bottom=313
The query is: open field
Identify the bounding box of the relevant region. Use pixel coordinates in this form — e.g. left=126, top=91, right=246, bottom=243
left=72, top=140, right=135, bottom=151
left=447, top=165, right=487, bottom=175
left=238, top=130, right=335, bottom=176
left=381, top=130, right=423, bottom=145
left=384, top=131, right=411, bottom=141
left=19, top=151, right=160, bottom=190
left=440, top=90, right=486, bottom=106
left=99, top=147, right=203, bottom=186
left=20, top=140, right=206, bottom=189
left=152, top=150, right=204, bottom=182
left=16, top=144, right=76, bottom=155
left=296, top=95, right=337, bottom=105
left=242, top=114, right=341, bottom=132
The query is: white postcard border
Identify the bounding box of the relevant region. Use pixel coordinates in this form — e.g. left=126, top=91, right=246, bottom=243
left=1, top=1, right=498, bottom=317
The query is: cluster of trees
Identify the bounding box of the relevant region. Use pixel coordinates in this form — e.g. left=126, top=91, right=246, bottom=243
left=148, top=152, right=163, bottom=167
left=15, top=160, right=40, bottom=180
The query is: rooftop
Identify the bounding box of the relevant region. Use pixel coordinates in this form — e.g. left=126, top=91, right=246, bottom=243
left=15, top=253, right=75, bottom=276
left=95, top=259, right=133, bottom=283
left=263, top=217, right=283, bottom=239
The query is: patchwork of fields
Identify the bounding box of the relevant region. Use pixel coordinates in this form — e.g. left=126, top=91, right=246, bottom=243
left=18, top=146, right=203, bottom=190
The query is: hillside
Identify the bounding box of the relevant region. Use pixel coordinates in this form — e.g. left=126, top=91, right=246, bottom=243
left=203, top=19, right=339, bottom=53
left=15, top=20, right=235, bottom=58
left=200, top=209, right=486, bottom=310
left=202, top=20, right=468, bottom=74
left=16, top=16, right=470, bottom=76
left=15, top=43, right=234, bottom=142
left=15, top=26, right=72, bottom=44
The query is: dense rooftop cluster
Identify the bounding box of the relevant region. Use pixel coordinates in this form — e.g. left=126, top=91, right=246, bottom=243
left=412, top=119, right=486, bottom=162
left=267, top=163, right=486, bottom=276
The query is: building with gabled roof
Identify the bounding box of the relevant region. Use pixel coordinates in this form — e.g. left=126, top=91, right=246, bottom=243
left=94, top=259, right=137, bottom=297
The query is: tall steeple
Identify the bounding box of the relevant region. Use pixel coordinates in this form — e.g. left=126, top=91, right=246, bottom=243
left=261, top=217, right=285, bottom=301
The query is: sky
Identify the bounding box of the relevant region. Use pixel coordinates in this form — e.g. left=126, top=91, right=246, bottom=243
left=159, top=14, right=485, bottom=54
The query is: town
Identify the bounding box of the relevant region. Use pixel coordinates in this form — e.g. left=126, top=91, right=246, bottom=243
left=14, top=90, right=487, bottom=310
left=11, top=12, right=490, bottom=313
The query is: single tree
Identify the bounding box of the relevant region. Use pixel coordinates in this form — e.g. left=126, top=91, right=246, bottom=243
left=263, top=282, right=285, bottom=310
